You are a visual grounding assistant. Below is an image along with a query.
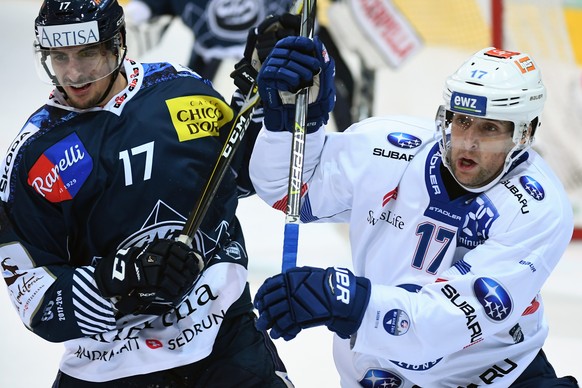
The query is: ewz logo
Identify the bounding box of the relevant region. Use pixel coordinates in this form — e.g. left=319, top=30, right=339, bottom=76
left=450, top=92, right=487, bottom=116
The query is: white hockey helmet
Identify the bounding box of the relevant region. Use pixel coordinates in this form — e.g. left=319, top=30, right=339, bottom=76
left=436, top=47, right=546, bottom=192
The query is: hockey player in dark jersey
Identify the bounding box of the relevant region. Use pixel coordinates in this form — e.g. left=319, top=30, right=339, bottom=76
left=123, top=0, right=295, bottom=80
left=123, top=0, right=359, bottom=131
left=0, top=0, right=293, bottom=386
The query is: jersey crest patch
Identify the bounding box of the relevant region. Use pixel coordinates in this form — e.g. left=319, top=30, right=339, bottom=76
left=165, top=96, right=234, bottom=142
left=458, top=195, right=499, bottom=249
left=27, top=133, right=93, bottom=203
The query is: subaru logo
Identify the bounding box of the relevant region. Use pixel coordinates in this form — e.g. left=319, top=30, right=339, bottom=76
left=473, top=277, right=512, bottom=322
left=519, top=176, right=545, bottom=201
left=387, top=132, right=422, bottom=149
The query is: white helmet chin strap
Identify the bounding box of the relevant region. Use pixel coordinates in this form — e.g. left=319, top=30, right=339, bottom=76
left=441, top=142, right=528, bottom=193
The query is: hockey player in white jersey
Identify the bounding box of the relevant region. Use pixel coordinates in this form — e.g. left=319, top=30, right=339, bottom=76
left=248, top=33, right=579, bottom=387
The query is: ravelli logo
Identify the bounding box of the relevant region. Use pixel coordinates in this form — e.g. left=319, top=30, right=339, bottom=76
left=27, top=133, right=93, bottom=203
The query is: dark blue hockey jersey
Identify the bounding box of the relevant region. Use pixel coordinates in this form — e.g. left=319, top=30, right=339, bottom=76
left=141, top=0, right=294, bottom=61
left=0, top=59, right=257, bottom=381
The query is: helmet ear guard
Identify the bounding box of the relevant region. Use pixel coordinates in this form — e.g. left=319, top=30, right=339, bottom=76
left=436, top=47, right=546, bottom=192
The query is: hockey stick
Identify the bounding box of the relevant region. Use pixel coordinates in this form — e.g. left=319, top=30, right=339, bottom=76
left=177, top=0, right=306, bottom=249
left=176, top=86, right=260, bottom=248
left=281, top=0, right=317, bottom=272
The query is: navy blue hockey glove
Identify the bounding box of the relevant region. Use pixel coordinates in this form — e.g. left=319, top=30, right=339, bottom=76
left=254, top=266, right=370, bottom=341
left=231, top=13, right=301, bottom=95
left=95, top=239, right=204, bottom=315
left=257, top=36, right=336, bottom=133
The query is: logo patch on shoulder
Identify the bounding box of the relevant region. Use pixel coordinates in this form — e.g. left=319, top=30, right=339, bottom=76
left=519, top=176, right=545, bottom=201
left=383, top=309, right=410, bottom=336
left=359, top=369, right=403, bottom=388
left=387, top=132, right=422, bottom=149
left=473, top=277, right=512, bottom=322
left=27, top=133, right=93, bottom=203
left=165, top=96, right=234, bottom=142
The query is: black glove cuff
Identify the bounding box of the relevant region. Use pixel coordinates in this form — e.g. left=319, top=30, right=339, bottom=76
left=230, top=59, right=258, bottom=96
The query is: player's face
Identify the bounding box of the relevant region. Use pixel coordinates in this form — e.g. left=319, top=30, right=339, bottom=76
left=448, top=113, right=514, bottom=189
left=49, top=44, right=123, bottom=108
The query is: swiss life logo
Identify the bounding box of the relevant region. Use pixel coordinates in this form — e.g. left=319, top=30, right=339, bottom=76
left=27, top=133, right=93, bottom=203
left=450, top=92, right=487, bottom=116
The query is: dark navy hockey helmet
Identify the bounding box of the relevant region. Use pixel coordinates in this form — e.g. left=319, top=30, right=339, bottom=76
left=33, top=0, right=126, bottom=87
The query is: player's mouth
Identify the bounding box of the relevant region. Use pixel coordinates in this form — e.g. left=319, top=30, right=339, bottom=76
left=456, top=157, right=477, bottom=171
left=70, top=83, right=91, bottom=91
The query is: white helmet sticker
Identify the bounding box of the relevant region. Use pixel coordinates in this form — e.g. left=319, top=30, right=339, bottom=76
left=37, top=20, right=100, bottom=48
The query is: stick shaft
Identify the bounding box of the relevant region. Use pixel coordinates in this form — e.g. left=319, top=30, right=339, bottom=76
left=178, top=0, right=308, bottom=249
left=282, top=0, right=316, bottom=272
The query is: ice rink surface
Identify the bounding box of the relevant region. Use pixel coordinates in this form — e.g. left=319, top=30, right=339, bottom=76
left=0, top=1, right=580, bottom=387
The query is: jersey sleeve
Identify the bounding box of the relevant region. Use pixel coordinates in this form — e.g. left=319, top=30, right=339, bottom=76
left=249, top=116, right=434, bottom=223
left=0, top=140, right=117, bottom=342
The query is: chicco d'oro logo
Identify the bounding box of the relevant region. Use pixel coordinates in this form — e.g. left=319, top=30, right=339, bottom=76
left=165, top=96, right=233, bottom=142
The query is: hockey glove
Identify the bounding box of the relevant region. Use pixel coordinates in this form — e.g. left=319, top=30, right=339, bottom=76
left=231, top=13, right=301, bottom=95
left=257, top=36, right=336, bottom=133
left=95, top=239, right=204, bottom=315
left=254, top=266, right=371, bottom=341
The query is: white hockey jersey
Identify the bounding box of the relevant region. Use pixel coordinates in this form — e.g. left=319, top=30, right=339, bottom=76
left=249, top=116, right=574, bottom=387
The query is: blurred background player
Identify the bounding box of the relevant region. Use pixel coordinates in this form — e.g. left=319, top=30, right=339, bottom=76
left=123, top=0, right=358, bottom=131
left=123, top=0, right=294, bottom=81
